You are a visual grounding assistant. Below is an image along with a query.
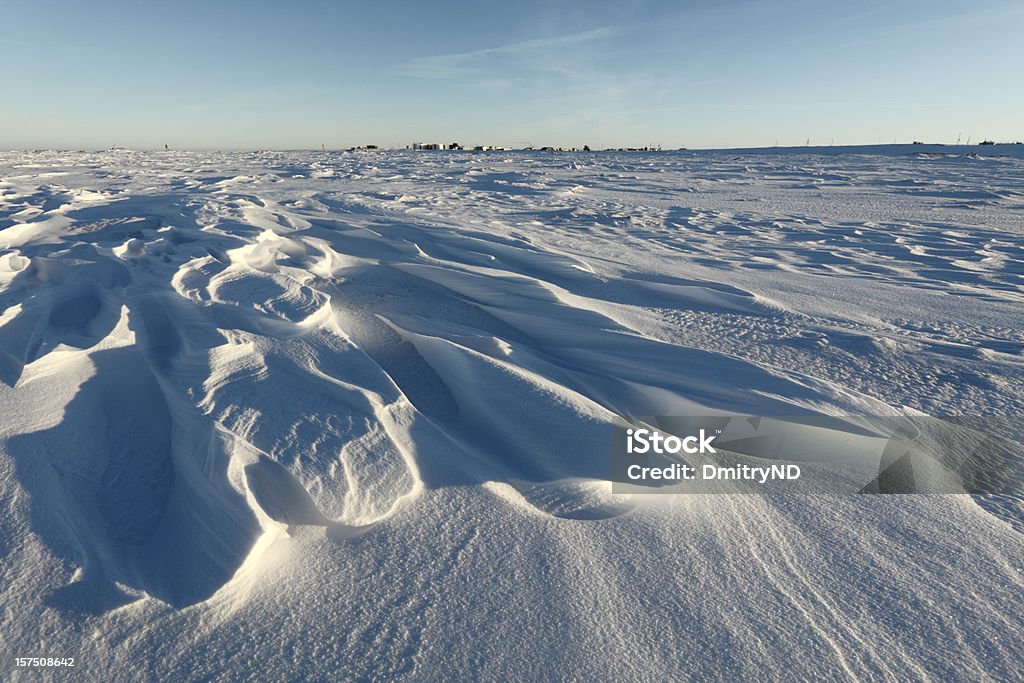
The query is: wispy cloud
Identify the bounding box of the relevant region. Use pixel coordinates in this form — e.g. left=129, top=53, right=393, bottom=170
left=398, top=26, right=621, bottom=80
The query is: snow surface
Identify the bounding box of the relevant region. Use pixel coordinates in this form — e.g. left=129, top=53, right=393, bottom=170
left=1, top=147, right=1022, bottom=680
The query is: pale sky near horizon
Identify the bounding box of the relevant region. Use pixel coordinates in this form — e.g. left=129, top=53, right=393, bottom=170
left=2, top=0, right=1021, bottom=150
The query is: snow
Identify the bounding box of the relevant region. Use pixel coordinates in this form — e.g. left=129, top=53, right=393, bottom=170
left=1, top=146, right=1022, bottom=680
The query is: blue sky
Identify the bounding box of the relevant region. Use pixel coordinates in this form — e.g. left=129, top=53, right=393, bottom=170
left=2, top=0, right=1021, bottom=149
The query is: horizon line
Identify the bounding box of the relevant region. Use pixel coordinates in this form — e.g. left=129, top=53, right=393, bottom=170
left=3, top=141, right=1023, bottom=154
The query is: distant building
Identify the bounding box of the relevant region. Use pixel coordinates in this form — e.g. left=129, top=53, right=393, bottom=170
left=448, top=142, right=463, bottom=150
left=413, top=142, right=441, bottom=150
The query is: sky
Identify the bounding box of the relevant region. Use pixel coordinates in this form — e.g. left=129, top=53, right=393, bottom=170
left=1, top=0, right=1021, bottom=150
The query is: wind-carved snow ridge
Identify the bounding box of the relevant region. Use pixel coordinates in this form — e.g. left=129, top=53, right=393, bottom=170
left=0, top=148, right=1022, bottom=680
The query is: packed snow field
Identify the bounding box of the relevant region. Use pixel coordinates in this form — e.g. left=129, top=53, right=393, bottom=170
left=1, top=147, right=1022, bottom=680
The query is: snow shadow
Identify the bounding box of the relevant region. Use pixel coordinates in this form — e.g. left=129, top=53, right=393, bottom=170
left=7, top=346, right=261, bottom=610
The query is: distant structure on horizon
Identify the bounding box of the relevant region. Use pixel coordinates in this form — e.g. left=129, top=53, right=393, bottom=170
left=411, top=142, right=508, bottom=151
left=402, top=142, right=680, bottom=153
